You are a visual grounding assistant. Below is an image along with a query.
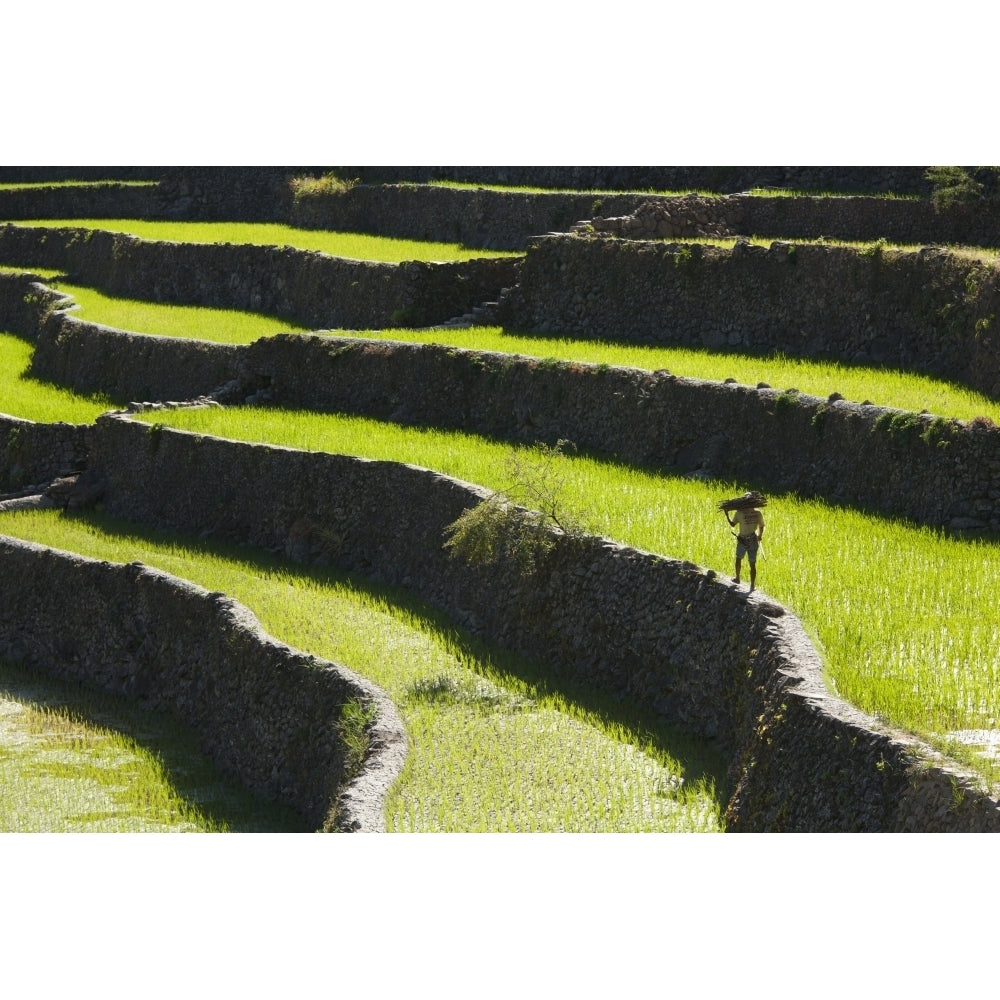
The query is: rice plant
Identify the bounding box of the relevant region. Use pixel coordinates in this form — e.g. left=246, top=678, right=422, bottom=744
left=50, top=283, right=313, bottom=343
left=0, top=330, right=118, bottom=422
left=0, top=658, right=307, bottom=832
left=0, top=508, right=725, bottom=832
left=132, top=405, right=1000, bottom=784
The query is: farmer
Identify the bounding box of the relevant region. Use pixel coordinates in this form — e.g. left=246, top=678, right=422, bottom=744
left=724, top=495, right=765, bottom=592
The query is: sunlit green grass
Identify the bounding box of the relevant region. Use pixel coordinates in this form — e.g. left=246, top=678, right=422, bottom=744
left=0, top=658, right=307, bottom=832
left=419, top=180, right=720, bottom=196
left=0, top=331, right=118, bottom=422
left=0, top=181, right=156, bottom=190
left=51, top=283, right=314, bottom=342
left=746, top=187, right=919, bottom=199
left=0, top=265, right=64, bottom=278
left=2, top=220, right=522, bottom=262
left=0, top=509, right=725, bottom=832
left=130, top=405, right=1000, bottom=785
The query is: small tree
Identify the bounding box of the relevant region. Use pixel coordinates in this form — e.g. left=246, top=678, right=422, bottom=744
left=443, top=440, right=589, bottom=573
left=925, top=166, right=986, bottom=210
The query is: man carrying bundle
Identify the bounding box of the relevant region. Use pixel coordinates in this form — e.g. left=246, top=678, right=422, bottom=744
left=718, top=491, right=767, bottom=593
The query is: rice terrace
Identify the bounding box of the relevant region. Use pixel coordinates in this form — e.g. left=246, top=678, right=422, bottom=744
left=3, top=164, right=1000, bottom=832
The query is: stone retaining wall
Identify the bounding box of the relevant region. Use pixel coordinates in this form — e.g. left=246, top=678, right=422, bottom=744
left=290, top=185, right=648, bottom=250
left=0, top=224, right=521, bottom=329
left=78, top=414, right=1000, bottom=831
left=233, top=336, right=1000, bottom=534
left=502, top=235, right=1000, bottom=398
left=0, top=415, right=91, bottom=491
left=291, top=185, right=1000, bottom=251
left=0, top=533, right=406, bottom=831
left=350, top=166, right=934, bottom=196
left=0, top=271, right=74, bottom=337
left=19, top=321, right=1000, bottom=535
left=0, top=183, right=159, bottom=221
left=32, top=312, right=239, bottom=403
left=174, top=166, right=934, bottom=201
left=583, top=193, right=1000, bottom=251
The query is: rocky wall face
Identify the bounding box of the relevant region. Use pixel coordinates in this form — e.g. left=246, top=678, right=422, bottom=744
left=30, top=312, right=240, bottom=404
left=584, top=193, right=1000, bottom=249
left=329, top=166, right=934, bottom=196
left=0, top=533, right=405, bottom=831
left=0, top=225, right=521, bottom=330
left=19, top=315, right=1000, bottom=536
left=501, top=236, right=1000, bottom=398
left=0, top=416, right=91, bottom=491
left=237, top=336, right=1000, bottom=535
left=0, top=184, right=159, bottom=222
left=84, top=415, right=1000, bottom=831
left=0, top=272, right=75, bottom=338
left=290, top=185, right=647, bottom=250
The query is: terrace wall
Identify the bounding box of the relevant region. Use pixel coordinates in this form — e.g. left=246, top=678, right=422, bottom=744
left=290, top=185, right=649, bottom=251
left=20, top=320, right=1000, bottom=535
left=0, top=225, right=521, bottom=329
left=0, top=533, right=406, bottom=832
left=32, top=312, right=240, bottom=403
left=78, top=414, right=1000, bottom=832
left=502, top=235, right=1000, bottom=399
left=290, top=186, right=1000, bottom=251
left=0, top=271, right=74, bottom=337
left=583, top=193, right=1000, bottom=248
left=0, top=183, right=159, bottom=221
left=234, top=336, right=1000, bottom=534
left=0, top=415, right=90, bottom=491
left=157, top=167, right=934, bottom=205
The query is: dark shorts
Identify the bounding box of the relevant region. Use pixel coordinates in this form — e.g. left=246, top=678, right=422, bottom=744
left=736, top=535, right=759, bottom=563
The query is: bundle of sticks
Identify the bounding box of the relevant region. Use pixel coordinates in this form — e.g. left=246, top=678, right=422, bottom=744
left=716, top=490, right=768, bottom=512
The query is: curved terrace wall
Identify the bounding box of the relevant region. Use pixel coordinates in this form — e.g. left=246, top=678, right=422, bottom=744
left=75, top=414, right=1000, bottom=832
left=0, top=533, right=406, bottom=831
left=23, top=315, right=1000, bottom=535
left=502, top=235, right=1000, bottom=398
left=0, top=224, right=520, bottom=330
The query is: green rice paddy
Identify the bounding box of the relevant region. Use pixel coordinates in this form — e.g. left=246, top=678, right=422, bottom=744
left=49, top=283, right=313, bottom=343
left=130, top=405, right=1000, bottom=785
left=0, top=509, right=726, bottom=832
left=0, top=330, right=118, bottom=422
left=0, top=657, right=307, bottom=832
left=19, top=275, right=1000, bottom=423
left=3, top=220, right=522, bottom=262
left=2, top=224, right=999, bottom=819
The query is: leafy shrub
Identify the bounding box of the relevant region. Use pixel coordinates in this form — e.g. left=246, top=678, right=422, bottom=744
left=443, top=440, right=588, bottom=574
left=289, top=171, right=358, bottom=199
left=774, top=388, right=800, bottom=416
left=924, top=166, right=995, bottom=210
